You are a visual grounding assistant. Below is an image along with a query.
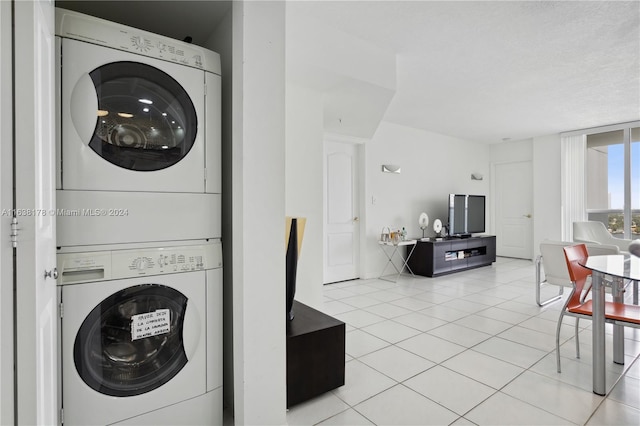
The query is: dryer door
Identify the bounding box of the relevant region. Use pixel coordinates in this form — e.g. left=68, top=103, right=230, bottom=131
left=88, top=61, right=197, bottom=172
left=73, top=284, right=188, bottom=397
left=60, top=38, right=207, bottom=193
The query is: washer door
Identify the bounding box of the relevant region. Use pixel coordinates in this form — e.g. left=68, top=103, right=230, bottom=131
left=74, top=284, right=188, bottom=397
left=88, top=61, right=197, bottom=171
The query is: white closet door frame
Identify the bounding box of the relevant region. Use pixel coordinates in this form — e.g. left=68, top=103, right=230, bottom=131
left=14, top=1, right=58, bottom=424
left=0, top=1, right=14, bottom=424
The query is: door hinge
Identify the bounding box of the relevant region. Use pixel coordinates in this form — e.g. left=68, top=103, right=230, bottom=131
left=10, top=217, right=18, bottom=248
left=60, top=407, right=64, bottom=424
left=59, top=302, right=64, bottom=319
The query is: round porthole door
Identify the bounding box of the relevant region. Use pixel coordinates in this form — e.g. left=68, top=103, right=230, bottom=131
left=86, top=61, right=198, bottom=171
left=73, top=284, right=189, bottom=397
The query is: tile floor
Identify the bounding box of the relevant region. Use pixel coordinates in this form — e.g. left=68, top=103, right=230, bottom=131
left=286, top=257, right=640, bottom=426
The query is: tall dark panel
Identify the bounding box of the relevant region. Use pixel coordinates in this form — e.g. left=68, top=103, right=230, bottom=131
left=285, top=218, right=298, bottom=321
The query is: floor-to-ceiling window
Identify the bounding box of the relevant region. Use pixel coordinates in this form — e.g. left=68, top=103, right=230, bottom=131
left=585, top=126, right=639, bottom=240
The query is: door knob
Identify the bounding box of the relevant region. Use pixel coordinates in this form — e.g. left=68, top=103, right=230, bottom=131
left=353, top=217, right=359, bottom=222
left=523, top=214, right=532, bottom=219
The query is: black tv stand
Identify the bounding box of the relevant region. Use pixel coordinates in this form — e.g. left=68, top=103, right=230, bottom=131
left=407, top=236, right=496, bottom=277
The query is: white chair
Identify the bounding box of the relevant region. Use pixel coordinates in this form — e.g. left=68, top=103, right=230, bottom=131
left=536, top=241, right=573, bottom=306
left=573, top=221, right=632, bottom=253
left=536, top=240, right=619, bottom=306
left=573, top=221, right=637, bottom=304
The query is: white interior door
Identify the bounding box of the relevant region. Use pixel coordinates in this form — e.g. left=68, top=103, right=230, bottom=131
left=324, top=141, right=360, bottom=283
left=0, top=1, right=14, bottom=424
left=494, top=161, right=533, bottom=259
left=14, top=1, right=57, bottom=424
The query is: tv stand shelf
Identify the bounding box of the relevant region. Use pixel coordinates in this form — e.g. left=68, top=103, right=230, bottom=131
left=407, top=236, right=496, bottom=277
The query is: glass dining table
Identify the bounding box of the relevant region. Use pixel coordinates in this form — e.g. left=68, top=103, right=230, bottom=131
left=581, top=254, right=640, bottom=395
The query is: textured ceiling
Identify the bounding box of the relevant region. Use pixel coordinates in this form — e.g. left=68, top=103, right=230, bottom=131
left=289, top=1, right=640, bottom=142
left=56, top=0, right=640, bottom=143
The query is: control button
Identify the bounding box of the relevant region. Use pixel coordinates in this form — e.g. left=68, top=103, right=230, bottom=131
left=131, top=36, right=150, bottom=52
left=135, top=257, right=148, bottom=271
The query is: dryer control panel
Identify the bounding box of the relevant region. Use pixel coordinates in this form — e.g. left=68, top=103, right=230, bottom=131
left=57, top=242, right=222, bottom=285
left=55, top=8, right=221, bottom=75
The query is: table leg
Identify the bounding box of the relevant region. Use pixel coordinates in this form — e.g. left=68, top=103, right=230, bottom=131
left=379, top=245, right=401, bottom=282
left=400, top=244, right=416, bottom=277
left=380, top=248, right=395, bottom=275
left=592, top=270, right=606, bottom=396
left=391, top=246, right=403, bottom=282
left=612, top=276, right=625, bottom=365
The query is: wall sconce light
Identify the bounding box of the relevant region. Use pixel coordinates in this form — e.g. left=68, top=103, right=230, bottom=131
left=471, top=173, right=483, bottom=181
left=382, top=165, right=401, bottom=174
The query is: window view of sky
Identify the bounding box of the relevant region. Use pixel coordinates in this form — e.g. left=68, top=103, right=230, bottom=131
left=608, top=145, right=623, bottom=209
left=608, top=141, right=640, bottom=209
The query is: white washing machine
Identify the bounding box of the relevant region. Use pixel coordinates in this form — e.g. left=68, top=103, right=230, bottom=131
left=55, top=8, right=221, bottom=247
left=57, top=241, right=222, bottom=425
left=56, top=7, right=220, bottom=194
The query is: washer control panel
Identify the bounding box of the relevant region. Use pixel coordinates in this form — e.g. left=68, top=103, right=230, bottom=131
left=57, top=242, right=222, bottom=285
left=122, top=249, right=206, bottom=276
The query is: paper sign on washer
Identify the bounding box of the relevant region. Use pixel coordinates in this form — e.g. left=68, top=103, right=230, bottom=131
left=131, top=309, right=171, bottom=340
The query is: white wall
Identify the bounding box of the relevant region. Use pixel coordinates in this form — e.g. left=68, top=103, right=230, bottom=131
left=283, top=112, right=494, bottom=281
left=285, top=83, right=324, bottom=308
left=363, top=122, right=491, bottom=278
left=231, top=1, right=287, bottom=424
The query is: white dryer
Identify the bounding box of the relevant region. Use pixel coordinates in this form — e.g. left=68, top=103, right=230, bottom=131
left=55, top=8, right=221, bottom=247
left=57, top=241, right=222, bottom=425
left=55, top=8, right=220, bottom=194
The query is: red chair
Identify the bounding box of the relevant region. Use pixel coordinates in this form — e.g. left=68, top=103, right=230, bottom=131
left=555, top=244, right=640, bottom=373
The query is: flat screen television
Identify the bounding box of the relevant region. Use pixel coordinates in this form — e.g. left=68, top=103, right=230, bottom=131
left=448, top=194, right=486, bottom=237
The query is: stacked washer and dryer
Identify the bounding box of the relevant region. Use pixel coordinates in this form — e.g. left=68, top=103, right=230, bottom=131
left=55, top=8, right=222, bottom=425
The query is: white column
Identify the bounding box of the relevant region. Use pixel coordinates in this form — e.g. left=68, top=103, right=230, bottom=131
left=232, top=1, right=287, bottom=424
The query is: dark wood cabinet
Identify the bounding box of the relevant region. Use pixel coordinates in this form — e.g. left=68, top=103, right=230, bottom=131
left=286, top=301, right=345, bottom=407
left=407, top=236, right=496, bottom=277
